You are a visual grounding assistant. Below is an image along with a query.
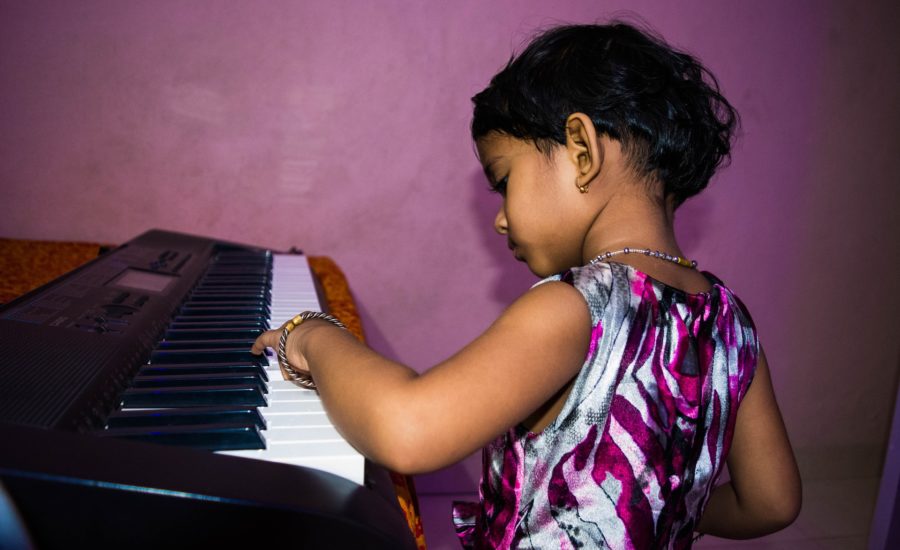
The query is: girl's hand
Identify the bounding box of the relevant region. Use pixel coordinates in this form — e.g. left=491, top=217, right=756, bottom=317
left=251, top=323, right=311, bottom=380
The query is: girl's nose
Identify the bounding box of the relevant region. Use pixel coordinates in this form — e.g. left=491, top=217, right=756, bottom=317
left=494, top=207, right=508, bottom=235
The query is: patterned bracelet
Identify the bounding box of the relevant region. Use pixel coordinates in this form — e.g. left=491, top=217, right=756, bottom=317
left=277, top=311, right=347, bottom=390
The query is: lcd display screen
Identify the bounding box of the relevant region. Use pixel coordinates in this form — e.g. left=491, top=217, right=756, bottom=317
left=110, top=269, right=177, bottom=293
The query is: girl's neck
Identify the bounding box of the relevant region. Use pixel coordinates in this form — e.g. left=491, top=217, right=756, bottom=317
left=581, top=191, right=684, bottom=265
left=579, top=191, right=713, bottom=294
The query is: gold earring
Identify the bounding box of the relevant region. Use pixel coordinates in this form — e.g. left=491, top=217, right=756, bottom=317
left=577, top=181, right=589, bottom=194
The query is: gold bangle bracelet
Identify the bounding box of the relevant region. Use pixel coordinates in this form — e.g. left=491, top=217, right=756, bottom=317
left=277, top=312, right=347, bottom=390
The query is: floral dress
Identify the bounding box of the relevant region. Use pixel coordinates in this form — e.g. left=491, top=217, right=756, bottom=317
left=453, top=261, right=758, bottom=549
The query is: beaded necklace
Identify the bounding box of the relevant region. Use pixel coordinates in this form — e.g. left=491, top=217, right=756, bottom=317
left=589, top=247, right=698, bottom=269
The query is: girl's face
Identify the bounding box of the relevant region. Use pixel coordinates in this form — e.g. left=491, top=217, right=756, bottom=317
left=476, top=133, right=591, bottom=277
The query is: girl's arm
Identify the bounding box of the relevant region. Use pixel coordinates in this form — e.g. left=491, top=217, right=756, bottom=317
left=252, top=281, right=592, bottom=474
left=696, top=347, right=802, bottom=538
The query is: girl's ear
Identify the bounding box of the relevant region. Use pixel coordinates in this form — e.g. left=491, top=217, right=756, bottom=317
left=565, top=113, right=603, bottom=192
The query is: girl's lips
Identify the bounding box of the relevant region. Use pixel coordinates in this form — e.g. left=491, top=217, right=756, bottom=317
left=506, top=238, right=524, bottom=261
left=507, top=240, right=520, bottom=259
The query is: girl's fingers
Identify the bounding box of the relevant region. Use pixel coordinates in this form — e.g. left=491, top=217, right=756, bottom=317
left=251, top=327, right=311, bottom=377
left=251, top=329, right=281, bottom=355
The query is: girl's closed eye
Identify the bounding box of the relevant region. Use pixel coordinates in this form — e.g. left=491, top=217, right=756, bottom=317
left=489, top=175, right=508, bottom=195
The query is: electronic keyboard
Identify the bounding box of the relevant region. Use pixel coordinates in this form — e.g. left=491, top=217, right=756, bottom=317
left=0, top=229, right=415, bottom=549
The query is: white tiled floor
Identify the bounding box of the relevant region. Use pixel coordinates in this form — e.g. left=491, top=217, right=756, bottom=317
left=417, top=476, right=880, bottom=549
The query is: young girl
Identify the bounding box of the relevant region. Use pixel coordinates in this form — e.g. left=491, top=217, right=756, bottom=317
left=252, top=22, right=801, bottom=549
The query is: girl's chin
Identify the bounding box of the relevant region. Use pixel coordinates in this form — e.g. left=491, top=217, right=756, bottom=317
left=522, top=254, right=577, bottom=278
left=514, top=249, right=563, bottom=277
left=523, top=259, right=555, bottom=278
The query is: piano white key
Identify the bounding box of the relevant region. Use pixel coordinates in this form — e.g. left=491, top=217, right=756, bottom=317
left=220, top=440, right=364, bottom=484
left=263, top=396, right=325, bottom=409
left=266, top=426, right=346, bottom=446
left=266, top=380, right=322, bottom=395
left=224, top=439, right=359, bottom=459
left=219, top=452, right=364, bottom=484
left=264, top=413, right=335, bottom=431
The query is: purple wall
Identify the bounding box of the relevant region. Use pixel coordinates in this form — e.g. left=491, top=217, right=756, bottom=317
left=2, top=0, right=899, bottom=496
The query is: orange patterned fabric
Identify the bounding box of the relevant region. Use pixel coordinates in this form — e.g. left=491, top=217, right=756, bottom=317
left=390, top=471, right=428, bottom=548
left=0, top=238, right=427, bottom=549
left=0, top=239, right=111, bottom=304
left=307, top=256, right=366, bottom=342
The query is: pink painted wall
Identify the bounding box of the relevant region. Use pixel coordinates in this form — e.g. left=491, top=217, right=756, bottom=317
left=2, top=0, right=898, bottom=495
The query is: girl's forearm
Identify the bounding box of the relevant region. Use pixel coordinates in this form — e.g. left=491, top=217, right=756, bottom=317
left=279, top=282, right=595, bottom=474
left=298, top=322, right=421, bottom=469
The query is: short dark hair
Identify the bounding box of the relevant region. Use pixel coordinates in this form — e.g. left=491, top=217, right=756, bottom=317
left=471, top=22, right=739, bottom=207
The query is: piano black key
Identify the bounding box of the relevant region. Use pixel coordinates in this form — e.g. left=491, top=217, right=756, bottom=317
left=202, top=273, right=267, bottom=278
left=131, top=372, right=267, bottom=392
left=216, top=248, right=270, bottom=255
left=156, top=338, right=257, bottom=350
left=213, top=256, right=271, bottom=265
left=138, top=362, right=269, bottom=381
left=106, top=406, right=266, bottom=429
left=188, top=296, right=271, bottom=303
left=178, top=305, right=269, bottom=316
left=200, top=276, right=268, bottom=284
left=169, top=314, right=268, bottom=323
left=150, top=348, right=268, bottom=364
left=210, top=265, right=268, bottom=270
left=100, top=423, right=265, bottom=451
left=181, top=300, right=267, bottom=307
left=120, top=384, right=267, bottom=407
left=164, top=328, right=263, bottom=340
left=211, top=254, right=270, bottom=261
left=212, top=260, right=270, bottom=267
left=190, top=286, right=266, bottom=294
left=189, top=285, right=269, bottom=293
left=167, top=320, right=268, bottom=330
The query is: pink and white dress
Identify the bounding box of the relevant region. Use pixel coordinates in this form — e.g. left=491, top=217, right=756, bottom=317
left=453, top=261, right=759, bottom=549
